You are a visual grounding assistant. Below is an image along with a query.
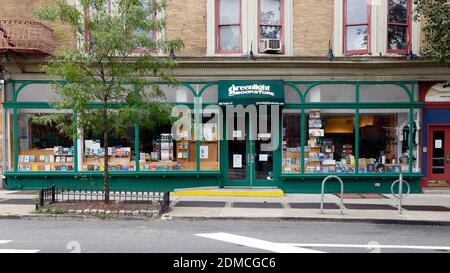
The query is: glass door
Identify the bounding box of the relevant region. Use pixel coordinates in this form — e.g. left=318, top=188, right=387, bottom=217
left=429, top=127, right=450, bottom=186
left=227, top=113, right=251, bottom=186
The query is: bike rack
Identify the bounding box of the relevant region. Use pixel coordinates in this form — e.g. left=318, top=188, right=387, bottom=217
left=320, top=175, right=344, bottom=215
left=391, top=173, right=410, bottom=215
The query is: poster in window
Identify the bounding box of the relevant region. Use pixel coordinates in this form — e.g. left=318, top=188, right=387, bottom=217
left=233, top=154, right=242, bottom=168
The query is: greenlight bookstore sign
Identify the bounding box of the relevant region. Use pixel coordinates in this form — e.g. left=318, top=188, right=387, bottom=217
left=218, top=80, right=285, bottom=106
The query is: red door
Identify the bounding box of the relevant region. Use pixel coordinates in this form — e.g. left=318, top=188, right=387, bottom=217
left=428, top=126, right=450, bottom=186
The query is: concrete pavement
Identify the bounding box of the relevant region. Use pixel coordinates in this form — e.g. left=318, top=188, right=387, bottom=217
left=1, top=189, right=450, bottom=225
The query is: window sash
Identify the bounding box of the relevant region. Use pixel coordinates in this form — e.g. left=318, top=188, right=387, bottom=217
left=258, top=0, right=284, bottom=53
left=216, top=0, right=242, bottom=53
left=387, top=0, right=411, bottom=53
left=343, top=0, right=371, bottom=55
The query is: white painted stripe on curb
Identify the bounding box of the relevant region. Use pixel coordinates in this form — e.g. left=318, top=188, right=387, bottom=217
left=0, top=240, right=12, bottom=244
left=283, top=243, right=450, bottom=251
left=0, top=249, right=40, bottom=253
left=196, top=232, right=323, bottom=253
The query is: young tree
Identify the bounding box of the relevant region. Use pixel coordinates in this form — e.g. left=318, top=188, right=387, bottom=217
left=33, top=0, right=183, bottom=203
left=414, top=0, right=450, bottom=64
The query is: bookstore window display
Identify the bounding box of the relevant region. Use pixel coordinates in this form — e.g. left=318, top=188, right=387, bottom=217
left=282, top=110, right=301, bottom=173
left=17, top=110, right=74, bottom=172
left=359, top=109, right=414, bottom=173
left=200, top=110, right=220, bottom=171
left=305, top=109, right=356, bottom=174
left=82, top=127, right=135, bottom=171
left=139, top=113, right=196, bottom=171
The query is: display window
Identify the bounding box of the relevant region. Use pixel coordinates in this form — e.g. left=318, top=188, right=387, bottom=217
left=17, top=109, right=74, bottom=172
left=139, top=109, right=196, bottom=171
left=359, top=109, right=411, bottom=173
left=360, top=84, right=410, bottom=102
left=82, top=125, right=136, bottom=172
left=282, top=109, right=301, bottom=173
left=200, top=106, right=221, bottom=171
left=304, top=109, right=356, bottom=174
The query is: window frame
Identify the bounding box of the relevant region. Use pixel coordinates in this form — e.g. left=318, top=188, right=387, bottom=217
left=343, top=0, right=372, bottom=56
left=386, top=0, right=412, bottom=54
left=215, top=0, right=243, bottom=54
left=257, top=0, right=285, bottom=54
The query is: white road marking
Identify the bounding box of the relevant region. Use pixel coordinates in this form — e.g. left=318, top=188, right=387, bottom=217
left=283, top=243, right=450, bottom=251
left=0, top=240, right=40, bottom=253
left=195, top=232, right=324, bottom=253
left=0, top=249, right=40, bottom=253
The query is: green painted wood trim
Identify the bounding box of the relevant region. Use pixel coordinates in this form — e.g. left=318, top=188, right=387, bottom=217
left=3, top=171, right=222, bottom=177
left=355, top=82, right=360, bottom=174
left=280, top=173, right=423, bottom=179
left=197, top=82, right=218, bottom=97
left=134, top=83, right=140, bottom=172
left=73, top=111, right=78, bottom=172
left=300, top=108, right=305, bottom=174
left=409, top=107, right=414, bottom=173
left=12, top=108, right=18, bottom=172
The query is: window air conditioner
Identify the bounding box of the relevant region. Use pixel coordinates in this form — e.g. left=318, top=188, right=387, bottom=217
left=263, top=39, right=282, bottom=53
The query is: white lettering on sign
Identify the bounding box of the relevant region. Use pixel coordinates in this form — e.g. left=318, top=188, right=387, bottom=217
left=228, top=84, right=275, bottom=97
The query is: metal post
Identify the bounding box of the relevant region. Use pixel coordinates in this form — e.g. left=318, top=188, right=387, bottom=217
left=398, top=173, right=403, bottom=214
left=320, top=175, right=344, bottom=215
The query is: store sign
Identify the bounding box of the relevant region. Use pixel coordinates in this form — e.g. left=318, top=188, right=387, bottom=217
left=425, top=83, right=450, bottom=102
left=218, top=80, right=285, bottom=106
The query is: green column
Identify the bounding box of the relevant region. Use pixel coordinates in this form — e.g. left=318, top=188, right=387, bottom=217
left=134, top=84, right=140, bottom=172
left=355, top=82, right=360, bottom=174
left=13, top=108, right=18, bottom=172
left=300, top=108, right=305, bottom=174
left=73, top=111, right=78, bottom=172
left=195, top=98, right=201, bottom=171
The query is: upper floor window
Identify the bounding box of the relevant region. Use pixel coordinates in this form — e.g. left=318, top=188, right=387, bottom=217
left=344, top=0, right=371, bottom=55
left=387, top=0, right=411, bottom=53
left=216, top=0, right=242, bottom=54
left=258, top=0, right=283, bottom=53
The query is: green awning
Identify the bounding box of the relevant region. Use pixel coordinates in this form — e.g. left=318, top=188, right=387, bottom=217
left=218, top=80, right=285, bottom=106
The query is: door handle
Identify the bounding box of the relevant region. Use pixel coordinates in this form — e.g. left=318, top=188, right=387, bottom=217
left=446, top=154, right=450, bottom=163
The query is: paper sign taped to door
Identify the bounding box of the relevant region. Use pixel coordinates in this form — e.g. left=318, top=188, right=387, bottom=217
left=233, top=154, right=242, bottom=168
left=259, top=154, right=269, bottom=161
left=435, top=139, right=442, bottom=149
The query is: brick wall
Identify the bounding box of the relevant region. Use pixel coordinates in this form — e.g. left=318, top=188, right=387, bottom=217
left=293, top=0, right=334, bottom=56
left=164, top=0, right=207, bottom=56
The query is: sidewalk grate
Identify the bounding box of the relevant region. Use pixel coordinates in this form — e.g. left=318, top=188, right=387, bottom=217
left=0, top=199, right=35, bottom=205
left=344, top=204, right=396, bottom=210
left=402, top=205, right=450, bottom=212
left=174, top=201, right=226, bottom=208
left=289, top=203, right=339, bottom=209
left=232, top=202, right=283, bottom=209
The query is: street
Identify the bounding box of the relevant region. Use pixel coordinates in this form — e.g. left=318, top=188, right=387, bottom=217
left=0, top=219, right=449, bottom=253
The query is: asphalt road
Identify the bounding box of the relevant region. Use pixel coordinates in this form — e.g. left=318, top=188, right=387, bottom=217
left=0, top=219, right=449, bottom=253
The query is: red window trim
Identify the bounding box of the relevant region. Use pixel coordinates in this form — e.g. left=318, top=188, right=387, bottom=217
left=215, top=0, right=242, bottom=54
left=257, top=0, right=284, bottom=54
left=343, top=0, right=371, bottom=56
left=386, top=0, right=412, bottom=54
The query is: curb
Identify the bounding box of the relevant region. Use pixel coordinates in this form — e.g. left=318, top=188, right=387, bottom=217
left=166, top=215, right=450, bottom=226
left=0, top=213, right=161, bottom=221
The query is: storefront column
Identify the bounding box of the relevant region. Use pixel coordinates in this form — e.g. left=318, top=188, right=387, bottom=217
left=12, top=107, right=17, bottom=172
left=73, top=112, right=78, bottom=172
left=300, top=108, right=305, bottom=174
left=355, top=82, right=360, bottom=174
left=195, top=97, right=201, bottom=171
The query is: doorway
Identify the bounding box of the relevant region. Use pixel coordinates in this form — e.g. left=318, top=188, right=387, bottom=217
left=428, top=126, right=450, bottom=187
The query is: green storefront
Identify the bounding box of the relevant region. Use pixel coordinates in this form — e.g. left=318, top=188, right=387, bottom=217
left=2, top=79, right=423, bottom=193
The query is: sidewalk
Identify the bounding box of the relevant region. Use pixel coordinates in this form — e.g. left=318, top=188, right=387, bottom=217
left=1, top=189, right=450, bottom=225
left=165, top=193, right=450, bottom=225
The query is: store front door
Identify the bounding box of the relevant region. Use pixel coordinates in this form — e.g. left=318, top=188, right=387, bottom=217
left=225, top=111, right=275, bottom=188
left=428, top=126, right=450, bottom=187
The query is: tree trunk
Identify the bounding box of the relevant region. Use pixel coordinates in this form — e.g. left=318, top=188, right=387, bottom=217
left=103, top=100, right=110, bottom=204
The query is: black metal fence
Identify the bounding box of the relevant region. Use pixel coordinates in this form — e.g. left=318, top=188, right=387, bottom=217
left=37, top=186, right=170, bottom=212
